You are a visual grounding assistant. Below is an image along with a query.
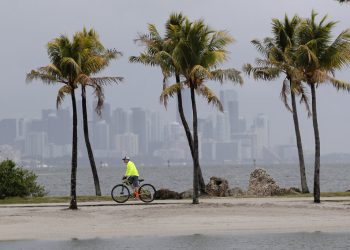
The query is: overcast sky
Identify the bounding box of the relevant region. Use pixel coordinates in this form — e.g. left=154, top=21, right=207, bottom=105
left=0, top=0, right=350, bottom=154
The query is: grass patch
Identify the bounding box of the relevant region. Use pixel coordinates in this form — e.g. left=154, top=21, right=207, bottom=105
left=0, top=195, right=111, bottom=205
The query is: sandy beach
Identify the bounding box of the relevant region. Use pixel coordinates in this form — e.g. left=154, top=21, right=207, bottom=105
left=1, top=197, right=350, bottom=241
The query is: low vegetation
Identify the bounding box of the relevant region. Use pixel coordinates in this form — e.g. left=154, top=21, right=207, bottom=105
left=0, top=160, right=46, bottom=199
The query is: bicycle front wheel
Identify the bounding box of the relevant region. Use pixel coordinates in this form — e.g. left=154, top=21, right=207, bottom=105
left=139, top=184, right=156, bottom=203
left=111, top=184, right=130, bottom=203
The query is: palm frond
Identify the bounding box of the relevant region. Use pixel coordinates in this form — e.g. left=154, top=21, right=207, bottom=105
left=189, top=65, right=212, bottom=83
left=56, top=85, right=73, bottom=109
left=328, top=76, right=350, bottom=91
left=196, top=85, right=223, bottom=112
left=210, top=68, right=243, bottom=85
left=92, top=83, right=105, bottom=116
left=160, top=82, right=181, bottom=109
left=280, top=78, right=292, bottom=112
left=26, top=69, right=63, bottom=85
left=243, top=64, right=281, bottom=81
left=89, top=76, right=124, bottom=87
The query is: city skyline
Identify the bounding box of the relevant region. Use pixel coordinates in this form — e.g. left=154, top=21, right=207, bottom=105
left=0, top=90, right=278, bottom=165
left=2, top=88, right=346, bottom=166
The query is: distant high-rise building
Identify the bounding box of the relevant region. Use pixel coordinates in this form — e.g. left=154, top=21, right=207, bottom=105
left=111, top=108, right=128, bottom=133
left=94, top=120, right=109, bottom=150
left=164, top=122, right=182, bottom=142
left=56, top=108, right=70, bottom=145
left=201, top=116, right=214, bottom=140
left=147, top=111, right=165, bottom=155
left=25, top=132, right=48, bottom=158
left=110, top=108, right=129, bottom=150
left=251, top=113, right=270, bottom=159
left=215, top=111, right=230, bottom=142
left=115, top=132, right=139, bottom=157
left=148, top=111, right=164, bottom=143
left=130, top=107, right=148, bottom=155
left=26, top=119, right=45, bottom=133
left=220, top=90, right=239, bottom=133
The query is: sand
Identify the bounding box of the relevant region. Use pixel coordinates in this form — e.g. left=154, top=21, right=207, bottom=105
left=1, top=197, right=350, bottom=241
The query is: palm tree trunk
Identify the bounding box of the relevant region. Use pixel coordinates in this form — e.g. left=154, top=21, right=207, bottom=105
left=69, top=89, right=78, bottom=209
left=82, top=86, right=101, bottom=196
left=175, top=75, right=206, bottom=194
left=310, top=83, right=321, bottom=203
left=290, top=87, right=309, bottom=193
left=190, top=84, right=200, bottom=204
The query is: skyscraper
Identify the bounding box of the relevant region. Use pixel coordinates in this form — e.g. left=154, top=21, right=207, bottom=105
left=110, top=107, right=129, bottom=150
left=94, top=120, right=109, bottom=150
left=252, top=113, right=270, bottom=159
left=220, top=90, right=239, bottom=134
left=130, top=107, right=148, bottom=155
left=115, top=132, right=139, bottom=157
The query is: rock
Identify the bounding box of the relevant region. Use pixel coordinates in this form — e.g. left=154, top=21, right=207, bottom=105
left=205, top=176, right=229, bottom=197
left=289, top=187, right=302, bottom=194
left=180, top=189, right=193, bottom=199
left=247, top=168, right=280, bottom=196
left=154, top=189, right=181, bottom=200
left=227, top=187, right=246, bottom=197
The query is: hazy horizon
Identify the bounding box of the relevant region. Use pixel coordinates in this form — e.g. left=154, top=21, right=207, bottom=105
left=1, top=0, right=350, bottom=154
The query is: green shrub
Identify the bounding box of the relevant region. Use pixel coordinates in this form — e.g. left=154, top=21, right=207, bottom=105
left=0, top=160, right=46, bottom=199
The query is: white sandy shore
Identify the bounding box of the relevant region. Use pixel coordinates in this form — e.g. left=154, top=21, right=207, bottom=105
left=1, top=197, right=350, bottom=241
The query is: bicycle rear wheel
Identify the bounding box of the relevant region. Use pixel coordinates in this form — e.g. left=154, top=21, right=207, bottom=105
left=111, top=184, right=130, bottom=203
left=139, top=184, right=156, bottom=202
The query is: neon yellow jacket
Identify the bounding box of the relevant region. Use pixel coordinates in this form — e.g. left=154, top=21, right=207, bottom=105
left=125, top=161, right=139, bottom=177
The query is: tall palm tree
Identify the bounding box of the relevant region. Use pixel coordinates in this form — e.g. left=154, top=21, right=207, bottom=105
left=162, top=18, right=243, bottom=203
left=27, top=34, right=83, bottom=209
left=26, top=30, right=122, bottom=209
left=130, top=13, right=207, bottom=194
left=74, top=29, right=123, bottom=196
left=244, top=15, right=310, bottom=193
left=295, top=11, right=350, bottom=203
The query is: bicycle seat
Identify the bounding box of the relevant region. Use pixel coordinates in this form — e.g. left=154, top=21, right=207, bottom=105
left=139, top=179, right=144, bottom=183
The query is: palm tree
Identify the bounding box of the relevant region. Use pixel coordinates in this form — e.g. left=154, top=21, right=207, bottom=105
left=244, top=15, right=310, bottom=193
left=162, top=18, right=243, bottom=203
left=26, top=30, right=122, bottom=209
left=74, top=29, right=123, bottom=196
left=295, top=11, right=350, bottom=203
left=130, top=13, right=207, bottom=194
left=27, top=34, right=82, bottom=209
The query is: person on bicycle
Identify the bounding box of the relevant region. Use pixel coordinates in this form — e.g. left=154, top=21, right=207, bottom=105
left=122, top=156, right=140, bottom=199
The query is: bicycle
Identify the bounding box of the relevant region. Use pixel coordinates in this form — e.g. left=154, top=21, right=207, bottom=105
left=111, top=178, right=156, bottom=203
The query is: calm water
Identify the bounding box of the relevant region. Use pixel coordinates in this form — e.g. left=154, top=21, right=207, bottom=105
left=1, top=232, right=350, bottom=250
left=33, top=163, right=350, bottom=196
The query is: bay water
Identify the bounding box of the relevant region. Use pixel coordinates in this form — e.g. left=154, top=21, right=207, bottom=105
left=33, top=163, right=350, bottom=196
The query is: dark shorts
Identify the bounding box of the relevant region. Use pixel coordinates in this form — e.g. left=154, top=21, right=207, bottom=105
left=127, top=176, right=139, bottom=188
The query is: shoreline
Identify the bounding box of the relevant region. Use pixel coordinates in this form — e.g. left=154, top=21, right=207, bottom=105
left=1, top=197, right=350, bottom=241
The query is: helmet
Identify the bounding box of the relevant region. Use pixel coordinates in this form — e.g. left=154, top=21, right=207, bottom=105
left=122, top=156, right=130, bottom=161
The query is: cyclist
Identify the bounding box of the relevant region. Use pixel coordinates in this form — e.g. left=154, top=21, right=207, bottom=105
left=122, top=156, right=140, bottom=199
